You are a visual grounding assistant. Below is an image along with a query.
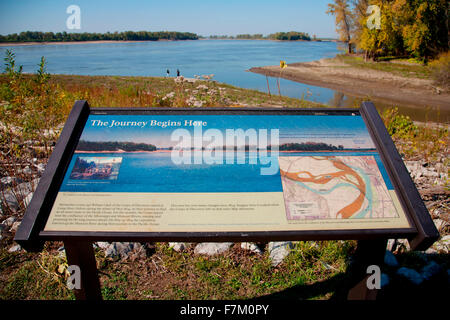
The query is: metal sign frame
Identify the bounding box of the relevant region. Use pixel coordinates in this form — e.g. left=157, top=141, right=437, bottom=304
left=15, top=100, right=438, bottom=251
left=13, top=100, right=439, bottom=300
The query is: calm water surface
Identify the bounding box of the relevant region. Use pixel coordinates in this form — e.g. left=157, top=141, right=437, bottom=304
left=1, top=40, right=445, bottom=122
left=61, top=151, right=390, bottom=193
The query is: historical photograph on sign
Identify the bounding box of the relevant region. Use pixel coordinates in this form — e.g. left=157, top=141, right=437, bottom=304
left=69, top=156, right=122, bottom=180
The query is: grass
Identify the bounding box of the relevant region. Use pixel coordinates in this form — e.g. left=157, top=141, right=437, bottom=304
left=0, top=240, right=353, bottom=300
left=1, top=240, right=448, bottom=300
left=334, top=54, right=433, bottom=80
left=0, top=243, right=74, bottom=300
left=91, top=242, right=354, bottom=300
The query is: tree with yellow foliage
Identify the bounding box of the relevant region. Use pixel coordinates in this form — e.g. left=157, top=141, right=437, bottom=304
left=395, top=0, right=448, bottom=61
left=327, top=0, right=355, bottom=54
left=330, top=0, right=449, bottom=61
left=357, top=0, right=403, bottom=60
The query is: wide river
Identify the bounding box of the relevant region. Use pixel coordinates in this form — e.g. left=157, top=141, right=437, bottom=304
left=0, top=40, right=442, bottom=121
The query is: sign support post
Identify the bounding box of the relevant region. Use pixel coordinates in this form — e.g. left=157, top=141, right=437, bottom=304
left=346, top=239, right=387, bottom=300
left=64, top=240, right=102, bottom=300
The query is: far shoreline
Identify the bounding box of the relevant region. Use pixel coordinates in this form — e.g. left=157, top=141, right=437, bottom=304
left=0, top=38, right=337, bottom=47
left=0, top=39, right=196, bottom=47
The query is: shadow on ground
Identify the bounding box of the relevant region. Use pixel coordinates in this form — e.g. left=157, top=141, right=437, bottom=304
left=251, top=252, right=449, bottom=301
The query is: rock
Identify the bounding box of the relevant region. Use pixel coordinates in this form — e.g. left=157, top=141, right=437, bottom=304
left=23, top=166, right=32, bottom=175
left=163, top=92, right=175, bottom=100
left=36, top=163, right=46, bottom=173
left=396, top=267, right=424, bottom=285
left=0, top=176, right=14, bottom=187
left=1, top=191, right=19, bottom=212
left=268, top=241, right=294, bottom=267
left=319, top=260, right=334, bottom=270
left=103, top=242, right=145, bottom=259
left=17, top=181, right=34, bottom=196
left=240, top=242, right=263, bottom=254
left=424, top=247, right=438, bottom=254
left=2, top=216, right=17, bottom=227
left=10, top=221, right=21, bottom=232
left=422, top=169, right=439, bottom=178
left=405, top=161, right=421, bottom=177
left=432, top=235, right=450, bottom=253
left=105, top=242, right=133, bottom=259
left=384, top=251, right=399, bottom=267
left=57, top=246, right=66, bottom=258
left=433, top=219, right=448, bottom=232
left=8, top=244, right=21, bottom=252
left=129, top=243, right=153, bottom=260
left=169, top=242, right=189, bottom=252
left=194, top=242, right=233, bottom=256
left=394, top=239, right=410, bottom=252
left=421, top=261, right=443, bottom=281
left=96, top=242, right=110, bottom=249
left=386, top=239, right=397, bottom=252
left=0, top=223, right=7, bottom=236
left=23, top=193, right=33, bottom=207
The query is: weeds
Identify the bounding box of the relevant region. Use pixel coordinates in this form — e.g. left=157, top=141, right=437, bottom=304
left=429, top=51, right=450, bottom=90
left=382, top=107, right=449, bottom=161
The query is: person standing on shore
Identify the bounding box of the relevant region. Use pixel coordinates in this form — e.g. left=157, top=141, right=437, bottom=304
left=177, top=69, right=180, bottom=77
left=166, top=69, right=170, bottom=77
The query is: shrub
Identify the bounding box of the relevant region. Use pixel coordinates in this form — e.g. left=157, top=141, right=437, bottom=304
left=382, top=107, right=417, bottom=139
left=429, top=51, right=450, bottom=89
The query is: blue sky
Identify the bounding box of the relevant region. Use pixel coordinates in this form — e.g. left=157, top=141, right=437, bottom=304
left=0, top=0, right=337, bottom=38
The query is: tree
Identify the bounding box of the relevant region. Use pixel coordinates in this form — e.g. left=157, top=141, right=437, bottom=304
left=358, top=0, right=404, bottom=60
left=327, top=0, right=355, bottom=53
left=394, top=0, right=449, bottom=61
left=356, top=0, right=448, bottom=61
left=351, top=0, right=369, bottom=54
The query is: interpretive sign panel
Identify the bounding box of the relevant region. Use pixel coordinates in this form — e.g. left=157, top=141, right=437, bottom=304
left=43, top=111, right=411, bottom=234
left=15, top=101, right=439, bottom=253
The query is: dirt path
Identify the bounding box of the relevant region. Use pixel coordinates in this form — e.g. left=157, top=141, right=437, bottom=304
left=249, top=58, right=450, bottom=111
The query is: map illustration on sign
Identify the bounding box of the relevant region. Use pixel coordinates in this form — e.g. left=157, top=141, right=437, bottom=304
left=279, top=155, right=399, bottom=220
